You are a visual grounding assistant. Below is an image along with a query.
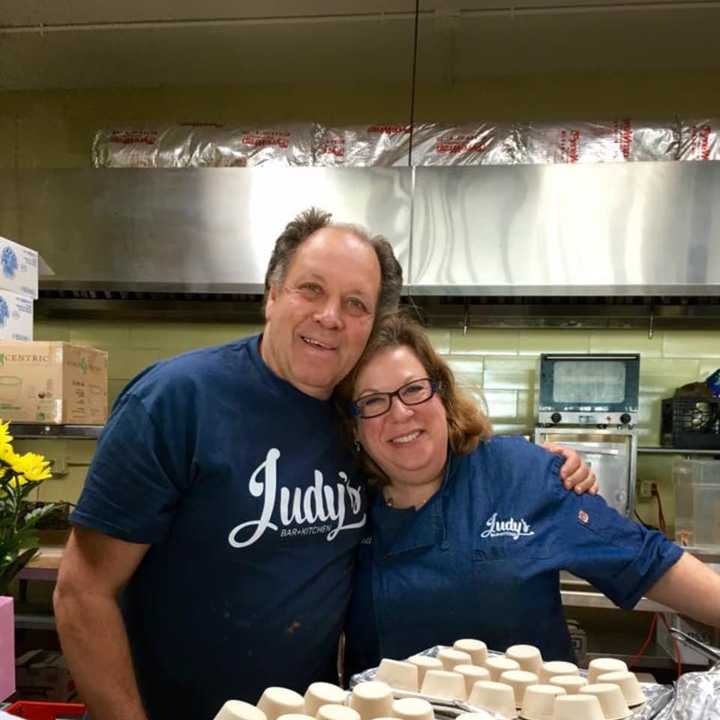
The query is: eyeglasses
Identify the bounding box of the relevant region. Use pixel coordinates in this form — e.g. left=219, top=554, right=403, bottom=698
left=351, top=377, right=439, bottom=419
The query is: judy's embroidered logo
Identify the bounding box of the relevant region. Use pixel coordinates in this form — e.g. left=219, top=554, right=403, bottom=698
left=228, top=448, right=366, bottom=549
left=480, top=512, right=535, bottom=540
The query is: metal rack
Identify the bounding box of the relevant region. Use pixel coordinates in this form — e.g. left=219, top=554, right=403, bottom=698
left=638, top=447, right=720, bottom=456
left=9, top=424, right=103, bottom=439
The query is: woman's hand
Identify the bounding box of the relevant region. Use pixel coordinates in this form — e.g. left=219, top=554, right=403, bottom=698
left=542, top=443, right=598, bottom=495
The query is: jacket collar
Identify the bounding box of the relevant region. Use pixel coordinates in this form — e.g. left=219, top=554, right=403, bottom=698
left=372, top=447, right=462, bottom=557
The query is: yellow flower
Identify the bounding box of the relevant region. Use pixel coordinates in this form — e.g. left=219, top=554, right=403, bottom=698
left=11, top=452, right=52, bottom=483
left=0, top=441, right=18, bottom=467
left=0, top=420, right=13, bottom=447
left=9, top=474, right=27, bottom=488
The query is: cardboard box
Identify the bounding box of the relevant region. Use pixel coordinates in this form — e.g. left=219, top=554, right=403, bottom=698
left=0, top=237, right=38, bottom=300
left=656, top=612, right=720, bottom=665
left=0, top=342, right=108, bottom=425
left=0, top=597, right=14, bottom=702
left=0, top=291, right=33, bottom=342
left=15, top=650, right=78, bottom=703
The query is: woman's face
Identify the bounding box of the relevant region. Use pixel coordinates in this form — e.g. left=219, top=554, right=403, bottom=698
left=354, top=345, right=449, bottom=488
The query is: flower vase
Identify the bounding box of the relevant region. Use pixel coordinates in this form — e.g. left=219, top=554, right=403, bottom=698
left=0, top=595, right=15, bottom=701
left=0, top=548, right=38, bottom=597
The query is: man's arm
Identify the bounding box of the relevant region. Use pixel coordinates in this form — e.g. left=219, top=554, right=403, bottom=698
left=645, top=551, right=720, bottom=628
left=542, top=442, right=599, bottom=495
left=54, top=527, right=151, bottom=720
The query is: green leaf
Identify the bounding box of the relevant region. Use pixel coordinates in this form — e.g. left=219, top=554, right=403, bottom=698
left=21, top=503, right=60, bottom=530
left=0, top=547, right=37, bottom=594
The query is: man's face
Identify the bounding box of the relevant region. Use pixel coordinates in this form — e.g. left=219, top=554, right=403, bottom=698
left=262, top=227, right=382, bottom=400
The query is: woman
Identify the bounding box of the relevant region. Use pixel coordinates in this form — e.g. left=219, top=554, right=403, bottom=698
left=338, top=314, right=720, bottom=675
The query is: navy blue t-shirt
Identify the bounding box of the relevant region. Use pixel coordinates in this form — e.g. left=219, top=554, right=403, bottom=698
left=345, top=436, right=683, bottom=675
left=72, top=336, right=366, bottom=720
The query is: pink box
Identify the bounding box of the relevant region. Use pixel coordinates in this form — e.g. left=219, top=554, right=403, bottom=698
left=0, top=596, right=15, bottom=701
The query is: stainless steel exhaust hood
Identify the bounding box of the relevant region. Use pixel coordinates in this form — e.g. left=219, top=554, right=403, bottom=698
left=1, top=168, right=412, bottom=295
left=412, top=162, right=720, bottom=296
left=1, top=162, right=719, bottom=298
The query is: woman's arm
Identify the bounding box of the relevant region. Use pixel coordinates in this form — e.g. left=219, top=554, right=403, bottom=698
left=645, top=552, right=720, bottom=627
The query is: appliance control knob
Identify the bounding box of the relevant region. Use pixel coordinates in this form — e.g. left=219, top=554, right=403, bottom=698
left=551, top=412, right=562, bottom=424
left=620, top=413, right=631, bottom=425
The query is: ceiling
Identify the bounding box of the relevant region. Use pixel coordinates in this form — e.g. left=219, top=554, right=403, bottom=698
left=1, top=0, right=719, bottom=90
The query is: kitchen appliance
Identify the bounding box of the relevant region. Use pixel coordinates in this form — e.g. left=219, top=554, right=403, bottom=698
left=661, top=396, right=720, bottom=449
left=538, top=353, right=640, bottom=428
left=5, top=161, right=720, bottom=300
left=534, top=427, right=637, bottom=516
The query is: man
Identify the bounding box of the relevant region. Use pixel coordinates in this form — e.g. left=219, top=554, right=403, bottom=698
left=54, top=208, right=592, bottom=720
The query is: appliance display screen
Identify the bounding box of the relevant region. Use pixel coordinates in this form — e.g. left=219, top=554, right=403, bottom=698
left=552, top=361, right=626, bottom=403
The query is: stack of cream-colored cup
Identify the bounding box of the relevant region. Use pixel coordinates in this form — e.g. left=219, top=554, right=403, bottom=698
left=214, top=682, right=352, bottom=720
left=213, top=679, right=434, bottom=720
left=368, top=641, right=645, bottom=720
left=440, top=645, right=645, bottom=720
left=213, top=640, right=646, bottom=720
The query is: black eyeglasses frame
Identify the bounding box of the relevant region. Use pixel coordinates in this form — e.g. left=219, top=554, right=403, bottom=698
left=351, top=377, right=440, bottom=419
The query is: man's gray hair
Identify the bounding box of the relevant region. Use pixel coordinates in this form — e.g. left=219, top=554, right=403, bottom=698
left=264, top=207, right=403, bottom=317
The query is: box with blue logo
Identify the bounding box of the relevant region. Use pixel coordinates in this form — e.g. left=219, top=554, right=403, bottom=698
left=0, top=289, right=33, bottom=341
left=0, top=236, right=38, bottom=300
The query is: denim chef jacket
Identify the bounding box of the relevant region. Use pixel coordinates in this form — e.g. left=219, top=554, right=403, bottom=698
left=344, top=436, right=683, bottom=674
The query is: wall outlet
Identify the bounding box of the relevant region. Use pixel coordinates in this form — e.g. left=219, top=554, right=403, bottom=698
left=638, top=480, right=654, bottom=499
left=48, top=455, right=68, bottom=477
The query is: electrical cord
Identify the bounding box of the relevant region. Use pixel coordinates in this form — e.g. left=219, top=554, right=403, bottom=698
left=633, top=509, right=658, bottom=531
left=407, top=0, right=420, bottom=167
left=630, top=613, right=684, bottom=678
left=660, top=613, right=684, bottom=678
left=628, top=613, right=658, bottom=670
left=650, top=482, right=667, bottom=536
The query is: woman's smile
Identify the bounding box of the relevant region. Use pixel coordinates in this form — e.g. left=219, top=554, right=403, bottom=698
left=388, top=429, right=423, bottom=445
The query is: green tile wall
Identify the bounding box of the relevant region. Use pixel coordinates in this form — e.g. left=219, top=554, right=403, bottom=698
left=20, top=318, right=720, bottom=535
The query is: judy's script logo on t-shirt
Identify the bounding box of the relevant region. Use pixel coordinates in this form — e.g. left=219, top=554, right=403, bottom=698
left=227, top=448, right=366, bottom=549
left=480, top=512, right=535, bottom=540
